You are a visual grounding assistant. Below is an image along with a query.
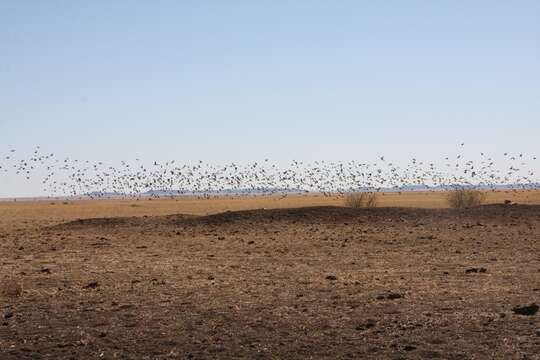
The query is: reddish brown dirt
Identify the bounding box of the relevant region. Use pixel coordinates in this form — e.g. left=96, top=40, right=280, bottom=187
left=1, top=205, right=540, bottom=359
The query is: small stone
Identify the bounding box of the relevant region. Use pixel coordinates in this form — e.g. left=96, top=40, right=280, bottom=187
left=325, top=275, right=337, bottom=281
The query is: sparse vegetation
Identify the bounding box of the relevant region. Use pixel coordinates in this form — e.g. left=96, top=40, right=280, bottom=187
left=344, top=192, right=378, bottom=208
left=447, top=188, right=486, bottom=208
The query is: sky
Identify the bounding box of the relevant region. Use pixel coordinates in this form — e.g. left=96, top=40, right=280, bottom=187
left=0, top=1, right=539, bottom=197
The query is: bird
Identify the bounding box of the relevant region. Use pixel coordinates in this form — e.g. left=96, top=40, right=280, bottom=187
left=1, top=145, right=538, bottom=199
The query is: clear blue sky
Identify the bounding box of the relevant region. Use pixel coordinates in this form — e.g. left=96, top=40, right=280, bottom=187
left=1, top=1, right=539, bottom=196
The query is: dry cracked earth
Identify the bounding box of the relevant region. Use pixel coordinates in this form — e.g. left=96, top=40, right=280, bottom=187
left=1, top=205, right=540, bottom=359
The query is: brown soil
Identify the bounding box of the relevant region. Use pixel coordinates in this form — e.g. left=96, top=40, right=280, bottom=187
left=1, top=200, right=539, bottom=359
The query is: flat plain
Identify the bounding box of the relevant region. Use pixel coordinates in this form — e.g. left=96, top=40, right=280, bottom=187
left=1, top=191, right=540, bottom=359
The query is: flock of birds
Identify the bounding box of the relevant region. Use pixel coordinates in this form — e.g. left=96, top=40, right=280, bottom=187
left=0, top=145, right=538, bottom=199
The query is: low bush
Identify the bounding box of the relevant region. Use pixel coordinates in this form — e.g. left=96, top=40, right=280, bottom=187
left=344, top=192, right=377, bottom=208
left=447, top=188, right=485, bottom=208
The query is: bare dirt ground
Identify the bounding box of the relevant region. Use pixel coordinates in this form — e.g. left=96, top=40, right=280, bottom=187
left=1, top=192, right=539, bottom=359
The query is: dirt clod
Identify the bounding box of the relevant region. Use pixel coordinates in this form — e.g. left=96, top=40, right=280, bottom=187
left=83, top=281, right=99, bottom=290
left=465, top=267, right=487, bottom=274
left=3, top=311, right=14, bottom=319
left=387, top=293, right=403, bottom=300
left=355, top=319, right=376, bottom=331
left=0, top=280, right=23, bottom=298
left=512, top=303, right=539, bottom=316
